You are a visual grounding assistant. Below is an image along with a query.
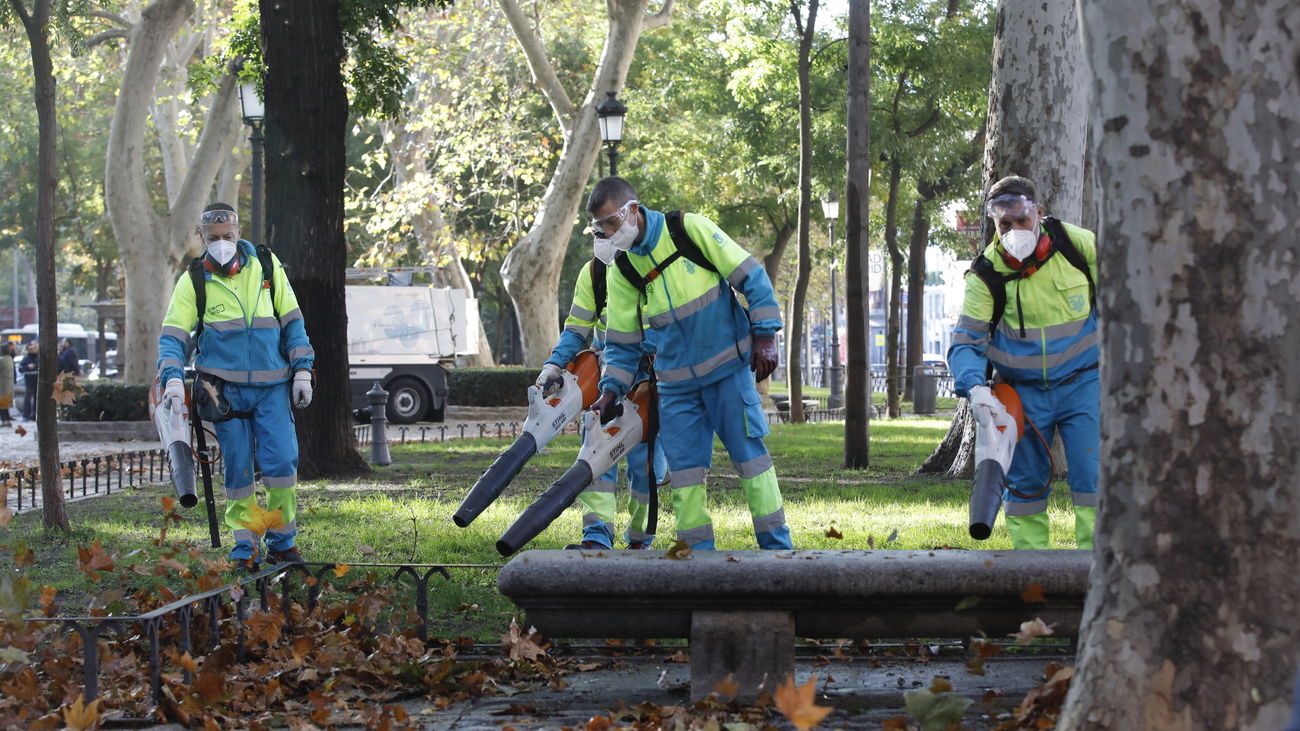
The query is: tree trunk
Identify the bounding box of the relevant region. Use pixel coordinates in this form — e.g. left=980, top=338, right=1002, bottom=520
left=497, top=0, right=672, bottom=365
left=981, top=0, right=1087, bottom=223
left=761, top=222, right=796, bottom=296
left=1060, top=2, right=1300, bottom=728
left=14, top=0, right=68, bottom=531
left=904, top=197, right=927, bottom=396
left=842, top=0, right=870, bottom=468
left=915, top=399, right=974, bottom=478
left=105, top=0, right=241, bottom=383
left=882, top=157, right=903, bottom=418
left=261, top=0, right=367, bottom=479
left=786, top=0, right=818, bottom=424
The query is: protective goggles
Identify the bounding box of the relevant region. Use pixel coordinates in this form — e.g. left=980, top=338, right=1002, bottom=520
left=985, top=194, right=1035, bottom=220
left=589, top=199, right=637, bottom=237
left=199, top=209, right=239, bottom=226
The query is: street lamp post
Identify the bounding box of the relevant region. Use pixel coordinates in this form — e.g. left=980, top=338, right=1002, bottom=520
left=595, top=91, right=626, bottom=177
left=237, top=79, right=265, bottom=246
left=822, top=193, right=843, bottom=409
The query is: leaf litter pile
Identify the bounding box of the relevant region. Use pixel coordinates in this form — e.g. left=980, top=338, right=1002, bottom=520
left=0, top=502, right=1076, bottom=730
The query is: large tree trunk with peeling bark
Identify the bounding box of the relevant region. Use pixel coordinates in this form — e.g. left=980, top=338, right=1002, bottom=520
left=841, top=0, right=870, bottom=468
left=922, top=0, right=1085, bottom=474
left=497, top=0, right=672, bottom=365
left=104, top=0, right=241, bottom=383
left=261, top=0, right=367, bottom=479
left=1060, top=2, right=1300, bottom=728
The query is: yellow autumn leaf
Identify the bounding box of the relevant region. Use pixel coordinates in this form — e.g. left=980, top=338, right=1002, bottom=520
left=237, top=504, right=286, bottom=537
left=61, top=694, right=102, bottom=730
left=333, top=563, right=351, bottom=578
left=774, top=674, right=833, bottom=730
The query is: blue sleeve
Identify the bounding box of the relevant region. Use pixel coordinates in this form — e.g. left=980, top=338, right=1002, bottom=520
left=731, top=264, right=783, bottom=338
left=598, top=340, right=639, bottom=398
left=281, top=317, right=315, bottom=372
left=158, top=333, right=188, bottom=384
left=947, top=341, right=987, bottom=399
left=546, top=329, right=589, bottom=368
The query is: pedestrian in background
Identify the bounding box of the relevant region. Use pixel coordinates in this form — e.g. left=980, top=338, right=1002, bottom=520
left=19, top=340, right=37, bottom=420
left=57, top=338, right=82, bottom=377
left=0, top=342, right=15, bottom=427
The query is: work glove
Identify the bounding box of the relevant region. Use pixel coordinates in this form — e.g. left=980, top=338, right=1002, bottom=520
left=292, top=370, right=313, bottom=409
left=162, top=378, right=186, bottom=413
left=535, top=363, right=563, bottom=389
left=967, top=384, right=1006, bottom=427
left=589, top=391, right=622, bottom=425
left=750, top=336, right=779, bottom=382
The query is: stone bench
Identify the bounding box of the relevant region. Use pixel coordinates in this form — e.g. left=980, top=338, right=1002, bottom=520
left=497, top=549, right=1091, bottom=702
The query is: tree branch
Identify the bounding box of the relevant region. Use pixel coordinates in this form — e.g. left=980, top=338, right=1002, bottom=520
left=85, top=28, right=129, bottom=48
left=917, top=121, right=987, bottom=200
left=643, top=0, right=674, bottom=29
left=497, top=0, right=575, bottom=132
left=167, top=71, right=240, bottom=249
left=81, top=8, right=131, bottom=27
left=905, top=96, right=940, bottom=137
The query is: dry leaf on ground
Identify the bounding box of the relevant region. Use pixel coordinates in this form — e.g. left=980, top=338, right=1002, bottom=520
left=773, top=674, right=833, bottom=730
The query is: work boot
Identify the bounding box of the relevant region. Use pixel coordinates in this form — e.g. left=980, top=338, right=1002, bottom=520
left=229, top=539, right=261, bottom=573
left=625, top=541, right=653, bottom=550
left=563, top=541, right=608, bottom=550
left=1073, top=506, right=1097, bottom=549
left=1006, top=512, right=1051, bottom=549
left=268, top=546, right=304, bottom=564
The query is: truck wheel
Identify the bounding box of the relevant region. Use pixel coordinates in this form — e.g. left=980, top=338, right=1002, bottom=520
left=385, top=378, right=427, bottom=424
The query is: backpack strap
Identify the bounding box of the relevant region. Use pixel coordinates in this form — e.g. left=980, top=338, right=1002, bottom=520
left=1041, top=216, right=1095, bottom=312
left=188, top=257, right=208, bottom=355
left=969, top=254, right=1010, bottom=333
left=256, top=244, right=278, bottom=316
left=590, top=258, right=608, bottom=319
left=664, top=210, right=719, bottom=275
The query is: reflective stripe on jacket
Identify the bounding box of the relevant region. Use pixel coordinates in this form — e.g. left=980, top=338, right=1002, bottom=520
left=600, top=207, right=782, bottom=396
left=948, top=220, right=1097, bottom=395
left=157, top=239, right=314, bottom=386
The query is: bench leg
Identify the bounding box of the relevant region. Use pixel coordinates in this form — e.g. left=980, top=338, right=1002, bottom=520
left=690, top=610, right=795, bottom=703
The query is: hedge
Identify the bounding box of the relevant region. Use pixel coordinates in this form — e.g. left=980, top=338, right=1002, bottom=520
left=447, top=367, right=542, bottom=407
left=65, top=381, right=152, bottom=422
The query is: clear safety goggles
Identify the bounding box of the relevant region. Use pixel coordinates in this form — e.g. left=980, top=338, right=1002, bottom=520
left=589, top=199, right=637, bottom=237
left=985, top=194, right=1035, bottom=221
left=199, top=209, right=239, bottom=226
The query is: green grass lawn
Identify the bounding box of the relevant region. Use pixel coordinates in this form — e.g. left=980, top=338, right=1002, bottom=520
left=3, top=419, right=1082, bottom=639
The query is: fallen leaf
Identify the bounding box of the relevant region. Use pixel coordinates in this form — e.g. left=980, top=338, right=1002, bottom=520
left=712, top=673, right=739, bottom=699
left=905, top=687, right=972, bottom=731
left=238, top=504, right=287, bottom=537
left=983, top=559, right=995, bottom=567
left=357, top=543, right=376, bottom=555
left=1021, top=583, right=1048, bottom=603
left=12, top=425, right=25, bottom=437
left=929, top=677, right=953, bottom=693
left=161, top=495, right=176, bottom=512
left=1010, top=617, right=1055, bottom=645
left=501, top=618, right=548, bottom=661
left=246, top=610, right=285, bottom=646
left=867, top=535, right=875, bottom=549
left=954, top=595, right=982, bottom=612
left=0, top=646, right=28, bottom=664
left=60, top=694, right=102, bottom=730
left=666, top=651, right=689, bottom=663
left=824, top=526, right=843, bottom=540
left=157, top=556, right=189, bottom=572
left=773, top=674, right=833, bottom=730
left=887, top=529, right=899, bottom=543
left=76, top=541, right=116, bottom=580
left=665, top=540, right=692, bottom=560
left=882, top=718, right=910, bottom=730
left=333, top=563, right=351, bottom=578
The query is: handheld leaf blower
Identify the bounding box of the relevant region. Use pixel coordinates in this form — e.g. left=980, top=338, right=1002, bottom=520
left=968, top=383, right=1024, bottom=540
left=495, top=380, right=653, bottom=557
left=452, top=350, right=601, bottom=528
left=148, top=376, right=221, bottom=547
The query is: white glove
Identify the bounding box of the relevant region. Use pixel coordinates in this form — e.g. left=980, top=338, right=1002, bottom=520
left=162, top=378, right=186, bottom=413
left=292, top=370, right=313, bottom=408
left=967, top=385, right=1006, bottom=426
left=535, top=363, right=563, bottom=388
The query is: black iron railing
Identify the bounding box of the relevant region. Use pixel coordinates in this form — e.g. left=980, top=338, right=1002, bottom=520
left=26, top=561, right=501, bottom=705
left=354, top=420, right=583, bottom=447
left=2, top=449, right=224, bottom=515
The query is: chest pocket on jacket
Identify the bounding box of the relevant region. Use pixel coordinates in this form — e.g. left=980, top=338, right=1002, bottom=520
left=1054, top=268, right=1091, bottom=315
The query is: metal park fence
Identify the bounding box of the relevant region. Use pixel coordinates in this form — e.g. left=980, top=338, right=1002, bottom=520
left=2, top=448, right=224, bottom=516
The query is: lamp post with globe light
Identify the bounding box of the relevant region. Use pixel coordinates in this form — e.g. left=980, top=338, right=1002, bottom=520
left=595, top=91, right=626, bottom=176
left=236, top=76, right=265, bottom=245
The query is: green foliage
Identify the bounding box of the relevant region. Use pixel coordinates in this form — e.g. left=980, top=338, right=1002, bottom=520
left=448, top=367, right=541, bottom=407
left=64, top=381, right=150, bottom=421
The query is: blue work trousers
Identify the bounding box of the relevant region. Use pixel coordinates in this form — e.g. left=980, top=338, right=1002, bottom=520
left=1004, top=369, right=1100, bottom=516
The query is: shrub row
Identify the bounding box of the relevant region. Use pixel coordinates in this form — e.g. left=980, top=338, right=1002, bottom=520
left=65, top=381, right=152, bottom=422
left=447, top=367, right=542, bottom=407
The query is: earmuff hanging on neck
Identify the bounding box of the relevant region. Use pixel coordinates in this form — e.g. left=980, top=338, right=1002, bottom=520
left=999, top=231, right=1052, bottom=272
left=203, top=247, right=243, bottom=277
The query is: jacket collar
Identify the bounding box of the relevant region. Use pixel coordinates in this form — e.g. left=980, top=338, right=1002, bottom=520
left=629, top=207, right=665, bottom=257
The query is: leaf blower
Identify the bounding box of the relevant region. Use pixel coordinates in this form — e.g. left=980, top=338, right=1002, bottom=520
left=452, top=350, right=601, bottom=528
left=495, top=380, right=652, bottom=557
left=969, top=383, right=1025, bottom=540
left=148, top=376, right=198, bottom=509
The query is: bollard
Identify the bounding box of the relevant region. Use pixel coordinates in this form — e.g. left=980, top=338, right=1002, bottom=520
left=367, top=382, right=392, bottom=466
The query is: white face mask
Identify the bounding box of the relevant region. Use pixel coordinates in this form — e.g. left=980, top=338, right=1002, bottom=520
left=607, top=217, right=639, bottom=252
left=207, top=240, right=238, bottom=266
left=1001, top=227, right=1039, bottom=261
left=593, top=236, right=618, bottom=265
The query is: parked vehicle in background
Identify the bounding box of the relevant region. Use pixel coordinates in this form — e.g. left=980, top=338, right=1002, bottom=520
left=345, top=267, right=479, bottom=424
left=3, top=323, right=119, bottom=395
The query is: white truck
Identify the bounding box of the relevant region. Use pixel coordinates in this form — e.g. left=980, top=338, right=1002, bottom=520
left=346, top=271, right=479, bottom=424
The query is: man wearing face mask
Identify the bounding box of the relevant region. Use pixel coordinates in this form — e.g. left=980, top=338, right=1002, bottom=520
left=587, top=177, right=790, bottom=551
left=948, top=176, right=1099, bottom=550
left=535, top=250, right=668, bottom=550
left=157, top=202, right=316, bottom=569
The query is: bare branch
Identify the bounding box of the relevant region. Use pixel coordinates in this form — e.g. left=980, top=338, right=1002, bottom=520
left=167, top=71, right=240, bottom=248
left=496, top=0, right=575, bottom=131
left=82, top=8, right=131, bottom=28
left=644, top=0, right=674, bottom=29
left=85, top=28, right=129, bottom=48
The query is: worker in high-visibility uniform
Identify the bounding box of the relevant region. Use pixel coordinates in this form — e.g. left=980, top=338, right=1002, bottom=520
left=948, top=176, right=1099, bottom=549
left=157, top=203, right=315, bottom=568
left=587, top=177, right=791, bottom=550
left=535, top=256, right=667, bottom=550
